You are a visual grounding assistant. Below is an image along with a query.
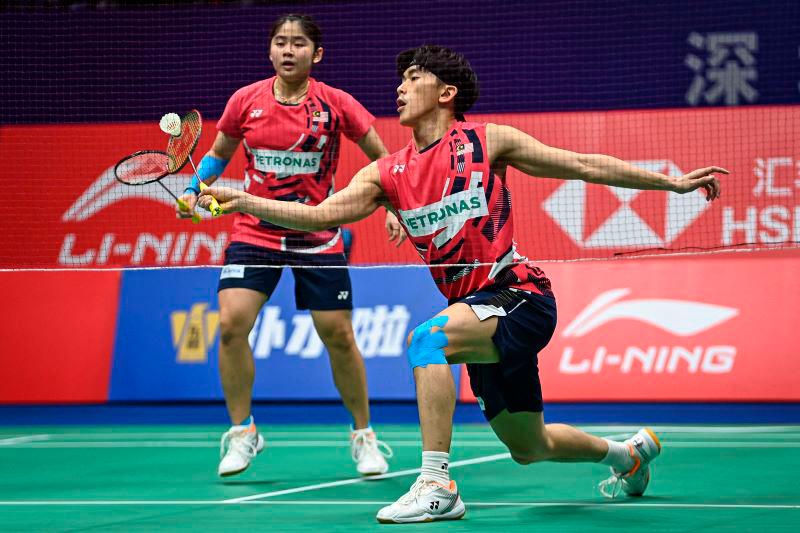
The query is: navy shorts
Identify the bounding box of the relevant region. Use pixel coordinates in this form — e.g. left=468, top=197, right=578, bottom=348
left=454, top=288, right=557, bottom=421
left=218, top=242, right=353, bottom=311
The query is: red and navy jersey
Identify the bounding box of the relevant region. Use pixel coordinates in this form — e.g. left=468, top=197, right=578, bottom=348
left=218, top=76, right=374, bottom=254
left=377, top=121, right=553, bottom=301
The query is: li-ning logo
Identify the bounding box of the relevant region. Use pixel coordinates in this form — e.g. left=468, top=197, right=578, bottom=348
left=62, top=167, right=239, bottom=222
left=542, top=160, right=711, bottom=248
left=250, top=109, right=263, bottom=118
left=559, top=288, right=739, bottom=375
left=562, top=288, right=738, bottom=338
left=171, top=303, right=220, bottom=364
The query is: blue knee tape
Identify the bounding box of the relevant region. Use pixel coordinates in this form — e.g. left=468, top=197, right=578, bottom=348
left=408, top=315, right=449, bottom=368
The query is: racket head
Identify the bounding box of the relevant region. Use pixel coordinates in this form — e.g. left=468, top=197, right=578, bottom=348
left=113, top=150, right=175, bottom=185
left=166, top=109, right=203, bottom=173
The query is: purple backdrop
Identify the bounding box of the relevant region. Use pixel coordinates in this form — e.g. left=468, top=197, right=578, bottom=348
left=2, top=0, right=798, bottom=124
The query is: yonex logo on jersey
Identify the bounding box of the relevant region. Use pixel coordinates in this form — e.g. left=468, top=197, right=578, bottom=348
left=250, top=148, right=321, bottom=176
left=338, top=291, right=349, bottom=300
left=398, top=189, right=489, bottom=247
left=249, top=109, right=263, bottom=118
left=392, top=164, right=406, bottom=175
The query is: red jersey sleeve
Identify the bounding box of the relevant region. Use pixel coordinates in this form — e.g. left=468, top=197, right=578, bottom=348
left=216, top=88, right=246, bottom=139
left=336, top=89, right=375, bottom=142
left=376, top=154, right=400, bottom=210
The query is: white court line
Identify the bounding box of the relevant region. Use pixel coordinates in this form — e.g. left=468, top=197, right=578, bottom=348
left=0, top=500, right=797, bottom=510
left=0, top=435, right=50, bottom=446
left=7, top=440, right=800, bottom=449
left=223, top=452, right=511, bottom=503
left=4, top=425, right=797, bottom=441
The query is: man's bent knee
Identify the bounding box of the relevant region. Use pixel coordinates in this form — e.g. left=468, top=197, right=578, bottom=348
left=510, top=448, right=550, bottom=465
left=507, top=438, right=554, bottom=465
left=407, top=316, right=449, bottom=369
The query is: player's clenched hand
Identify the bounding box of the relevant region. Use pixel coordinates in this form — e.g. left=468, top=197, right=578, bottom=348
left=175, top=192, right=197, bottom=219
left=670, top=166, right=728, bottom=201
left=198, top=186, right=241, bottom=214
left=385, top=210, right=407, bottom=247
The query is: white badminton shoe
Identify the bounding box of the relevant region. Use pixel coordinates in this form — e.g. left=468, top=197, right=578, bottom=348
left=218, top=419, right=265, bottom=477
left=599, top=427, right=662, bottom=498
left=351, top=427, right=393, bottom=476
left=376, top=476, right=465, bottom=523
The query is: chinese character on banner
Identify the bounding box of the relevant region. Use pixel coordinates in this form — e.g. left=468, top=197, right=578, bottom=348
left=685, top=31, right=759, bottom=106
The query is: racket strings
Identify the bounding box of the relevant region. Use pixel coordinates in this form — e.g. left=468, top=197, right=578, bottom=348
left=115, top=151, right=174, bottom=185
left=166, top=110, right=202, bottom=172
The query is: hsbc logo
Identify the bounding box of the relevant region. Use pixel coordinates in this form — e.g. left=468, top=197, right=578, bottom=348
left=543, top=160, right=711, bottom=248
left=559, top=288, right=739, bottom=375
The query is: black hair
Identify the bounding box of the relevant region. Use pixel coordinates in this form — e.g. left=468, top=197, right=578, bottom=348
left=396, top=45, right=479, bottom=120
left=270, top=14, right=322, bottom=51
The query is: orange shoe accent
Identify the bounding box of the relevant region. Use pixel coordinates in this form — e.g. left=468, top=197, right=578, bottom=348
left=430, top=480, right=457, bottom=492
left=624, top=444, right=642, bottom=477
left=644, top=427, right=662, bottom=452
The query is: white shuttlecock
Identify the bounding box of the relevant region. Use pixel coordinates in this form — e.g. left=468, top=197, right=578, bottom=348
left=159, top=113, right=182, bottom=136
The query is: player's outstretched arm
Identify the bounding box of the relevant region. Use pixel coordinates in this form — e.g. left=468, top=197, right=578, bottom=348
left=197, top=162, right=385, bottom=231
left=486, top=123, right=726, bottom=201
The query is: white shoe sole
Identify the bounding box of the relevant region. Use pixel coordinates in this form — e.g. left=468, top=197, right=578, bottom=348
left=358, top=464, right=389, bottom=477
left=218, top=433, right=265, bottom=478
left=376, top=501, right=465, bottom=523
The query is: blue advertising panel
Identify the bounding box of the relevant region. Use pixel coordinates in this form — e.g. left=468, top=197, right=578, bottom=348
left=109, top=266, right=450, bottom=401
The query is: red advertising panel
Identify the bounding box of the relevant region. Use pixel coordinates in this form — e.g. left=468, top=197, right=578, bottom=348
left=0, top=272, right=120, bottom=403
left=1, top=106, right=797, bottom=269
left=459, top=252, right=800, bottom=402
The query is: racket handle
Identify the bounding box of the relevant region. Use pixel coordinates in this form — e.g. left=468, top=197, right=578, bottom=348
left=199, top=182, right=223, bottom=217
left=176, top=198, right=201, bottom=224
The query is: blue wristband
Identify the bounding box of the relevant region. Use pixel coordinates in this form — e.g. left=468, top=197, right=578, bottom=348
left=185, top=155, right=229, bottom=195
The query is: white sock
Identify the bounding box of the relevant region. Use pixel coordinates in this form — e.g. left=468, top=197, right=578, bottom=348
left=600, top=438, right=634, bottom=472
left=420, top=451, right=450, bottom=485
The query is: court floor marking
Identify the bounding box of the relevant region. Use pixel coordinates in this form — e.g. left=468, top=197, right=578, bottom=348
left=224, top=452, right=512, bottom=503
left=0, top=435, right=50, bottom=446
left=2, top=425, right=798, bottom=441
left=0, top=500, right=797, bottom=510
left=5, top=440, right=800, bottom=449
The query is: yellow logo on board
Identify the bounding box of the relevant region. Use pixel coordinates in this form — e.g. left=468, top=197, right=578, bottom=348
left=170, top=303, right=220, bottom=363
